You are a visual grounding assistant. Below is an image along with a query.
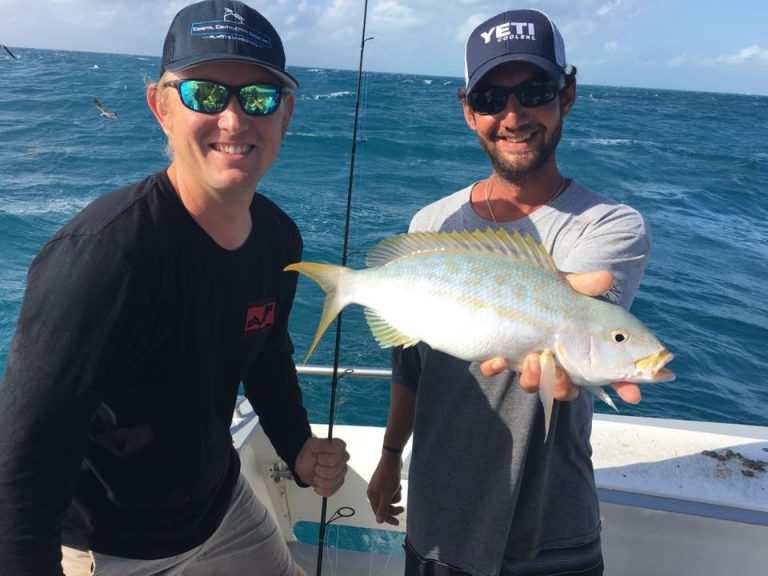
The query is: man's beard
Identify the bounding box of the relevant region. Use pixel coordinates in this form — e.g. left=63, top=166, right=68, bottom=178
left=478, top=119, right=563, bottom=184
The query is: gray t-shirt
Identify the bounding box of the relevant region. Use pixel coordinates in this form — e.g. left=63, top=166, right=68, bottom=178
left=395, top=180, right=650, bottom=576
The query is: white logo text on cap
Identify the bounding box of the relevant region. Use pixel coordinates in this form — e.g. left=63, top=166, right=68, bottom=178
left=480, top=22, right=536, bottom=44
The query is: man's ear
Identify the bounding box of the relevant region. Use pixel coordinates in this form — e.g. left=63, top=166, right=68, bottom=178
left=560, top=78, right=576, bottom=118
left=281, top=90, right=295, bottom=135
left=462, top=99, right=478, bottom=132
left=146, top=83, right=170, bottom=134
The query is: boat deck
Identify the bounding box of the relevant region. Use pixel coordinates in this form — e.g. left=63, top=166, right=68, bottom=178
left=233, top=396, right=768, bottom=575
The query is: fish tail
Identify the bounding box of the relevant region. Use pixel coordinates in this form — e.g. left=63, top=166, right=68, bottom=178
left=284, top=261, right=350, bottom=362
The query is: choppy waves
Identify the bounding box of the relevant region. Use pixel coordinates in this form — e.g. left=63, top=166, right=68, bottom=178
left=1, top=48, right=767, bottom=426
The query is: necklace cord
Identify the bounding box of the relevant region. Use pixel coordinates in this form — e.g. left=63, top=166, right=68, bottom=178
left=484, top=175, right=567, bottom=223
left=315, top=1, right=371, bottom=574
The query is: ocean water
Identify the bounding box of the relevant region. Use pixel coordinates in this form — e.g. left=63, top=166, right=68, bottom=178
left=2, top=48, right=767, bottom=430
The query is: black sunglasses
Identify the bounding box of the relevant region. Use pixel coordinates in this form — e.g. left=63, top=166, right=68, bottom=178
left=163, top=79, right=284, bottom=116
left=468, top=76, right=560, bottom=114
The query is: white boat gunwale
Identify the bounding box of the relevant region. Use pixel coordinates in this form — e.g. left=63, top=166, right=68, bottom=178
left=229, top=364, right=768, bottom=575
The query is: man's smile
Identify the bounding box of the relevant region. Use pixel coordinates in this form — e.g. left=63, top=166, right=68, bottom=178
left=211, top=143, right=255, bottom=154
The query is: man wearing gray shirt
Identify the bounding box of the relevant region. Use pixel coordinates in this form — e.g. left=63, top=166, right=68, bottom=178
left=367, top=9, right=648, bottom=576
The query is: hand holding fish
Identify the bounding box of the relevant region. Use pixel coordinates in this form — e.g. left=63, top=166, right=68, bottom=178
left=479, top=270, right=642, bottom=404
left=483, top=352, right=642, bottom=403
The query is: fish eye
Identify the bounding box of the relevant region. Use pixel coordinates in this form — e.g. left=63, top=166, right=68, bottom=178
left=611, top=330, right=629, bottom=344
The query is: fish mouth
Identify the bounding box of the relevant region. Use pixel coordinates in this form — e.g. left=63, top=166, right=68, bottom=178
left=635, top=349, right=675, bottom=381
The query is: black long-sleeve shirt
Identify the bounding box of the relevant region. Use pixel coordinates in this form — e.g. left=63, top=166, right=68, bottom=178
left=0, top=171, right=312, bottom=574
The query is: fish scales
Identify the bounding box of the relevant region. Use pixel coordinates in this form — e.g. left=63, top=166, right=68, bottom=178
left=286, top=228, right=674, bottom=441
left=348, top=251, right=571, bottom=361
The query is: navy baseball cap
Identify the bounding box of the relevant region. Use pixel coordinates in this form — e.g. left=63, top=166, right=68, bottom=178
left=464, top=9, right=566, bottom=95
left=160, top=0, right=298, bottom=89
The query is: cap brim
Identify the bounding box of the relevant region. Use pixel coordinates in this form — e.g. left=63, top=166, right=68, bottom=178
left=163, top=55, right=299, bottom=89
left=466, top=54, right=563, bottom=95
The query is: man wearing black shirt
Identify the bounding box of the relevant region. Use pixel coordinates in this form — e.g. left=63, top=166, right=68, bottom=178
left=0, top=2, right=348, bottom=575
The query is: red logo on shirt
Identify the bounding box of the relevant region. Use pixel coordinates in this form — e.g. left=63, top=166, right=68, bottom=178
left=245, top=299, right=275, bottom=333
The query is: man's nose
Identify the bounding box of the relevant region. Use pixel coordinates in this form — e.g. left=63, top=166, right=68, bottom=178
left=218, top=94, right=248, bottom=129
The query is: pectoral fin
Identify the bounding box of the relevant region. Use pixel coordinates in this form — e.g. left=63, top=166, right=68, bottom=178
left=584, top=385, right=618, bottom=411
left=539, top=349, right=556, bottom=443
left=364, top=309, right=420, bottom=348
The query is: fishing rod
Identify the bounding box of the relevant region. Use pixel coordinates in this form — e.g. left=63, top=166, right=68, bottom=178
left=315, top=0, right=372, bottom=574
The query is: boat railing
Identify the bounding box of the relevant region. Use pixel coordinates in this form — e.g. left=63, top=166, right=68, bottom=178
left=296, top=364, right=392, bottom=379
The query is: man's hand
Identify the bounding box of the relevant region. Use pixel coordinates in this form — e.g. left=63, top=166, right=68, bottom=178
left=294, top=437, right=349, bottom=497
left=367, top=451, right=405, bottom=525
left=479, top=270, right=641, bottom=404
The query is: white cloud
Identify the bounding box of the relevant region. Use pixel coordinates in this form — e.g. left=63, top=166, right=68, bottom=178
left=716, top=45, right=768, bottom=65
left=596, top=0, right=623, bottom=17
left=666, top=55, right=689, bottom=68
left=604, top=41, right=619, bottom=52
left=371, top=0, right=421, bottom=29
left=455, top=13, right=488, bottom=44
left=666, top=45, right=768, bottom=68
left=279, top=0, right=361, bottom=44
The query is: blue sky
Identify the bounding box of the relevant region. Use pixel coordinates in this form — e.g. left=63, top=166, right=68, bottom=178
left=2, top=0, right=767, bottom=95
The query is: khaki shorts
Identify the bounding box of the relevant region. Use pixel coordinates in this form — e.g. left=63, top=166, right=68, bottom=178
left=62, top=474, right=300, bottom=576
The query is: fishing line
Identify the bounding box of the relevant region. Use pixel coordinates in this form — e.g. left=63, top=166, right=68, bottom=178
left=347, top=71, right=371, bottom=263
left=315, top=1, right=372, bottom=574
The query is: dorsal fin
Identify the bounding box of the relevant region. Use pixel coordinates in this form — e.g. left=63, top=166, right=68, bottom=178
left=365, top=227, right=559, bottom=273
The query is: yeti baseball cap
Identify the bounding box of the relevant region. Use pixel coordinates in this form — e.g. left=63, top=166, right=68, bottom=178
left=464, top=9, right=566, bottom=95
left=160, top=0, right=298, bottom=89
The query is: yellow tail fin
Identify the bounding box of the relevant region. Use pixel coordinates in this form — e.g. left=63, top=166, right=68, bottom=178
left=284, top=261, right=349, bottom=362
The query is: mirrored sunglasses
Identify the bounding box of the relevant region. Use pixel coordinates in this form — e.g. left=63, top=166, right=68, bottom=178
left=163, top=79, right=284, bottom=116
left=468, top=76, right=559, bottom=114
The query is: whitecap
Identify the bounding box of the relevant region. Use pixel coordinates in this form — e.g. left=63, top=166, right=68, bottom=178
left=312, top=91, right=353, bottom=100
left=0, top=196, right=95, bottom=217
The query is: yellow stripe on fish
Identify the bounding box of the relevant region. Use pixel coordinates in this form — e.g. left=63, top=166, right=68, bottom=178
left=285, top=228, right=674, bottom=442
